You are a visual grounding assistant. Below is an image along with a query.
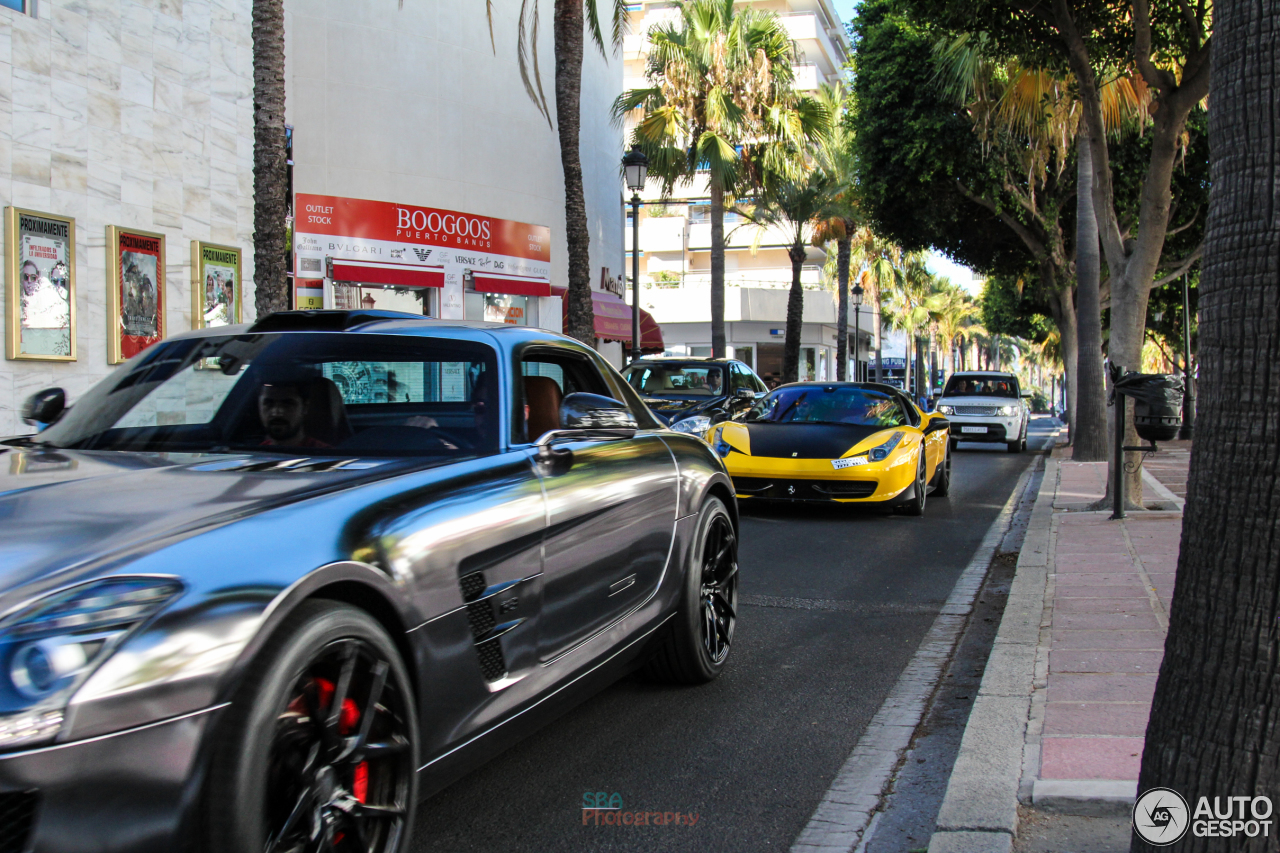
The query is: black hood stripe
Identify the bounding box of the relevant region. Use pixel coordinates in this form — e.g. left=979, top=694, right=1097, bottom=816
left=743, top=422, right=887, bottom=459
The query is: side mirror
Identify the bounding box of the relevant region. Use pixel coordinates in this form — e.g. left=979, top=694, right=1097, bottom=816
left=734, top=387, right=756, bottom=400
left=21, top=388, right=66, bottom=427
left=1020, top=390, right=1033, bottom=398
left=924, top=417, right=951, bottom=435
left=560, top=393, right=638, bottom=431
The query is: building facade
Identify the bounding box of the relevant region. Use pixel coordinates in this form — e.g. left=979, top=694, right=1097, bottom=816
left=0, top=0, right=256, bottom=435
left=283, top=0, right=626, bottom=360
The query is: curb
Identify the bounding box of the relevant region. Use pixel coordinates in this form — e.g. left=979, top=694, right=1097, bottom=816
left=789, top=457, right=1036, bottom=853
left=926, top=448, right=1059, bottom=851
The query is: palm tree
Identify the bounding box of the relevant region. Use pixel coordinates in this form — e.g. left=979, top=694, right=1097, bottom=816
left=883, top=254, right=933, bottom=399
left=614, top=0, right=829, bottom=357
left=505, top=0, right=629, bottom=345
left=252, top=0, right=288, bottom=317
left=926, top=283, right=978, bottom=379
left=738, top=170, right=843, bottom=383
left=854, top=235, right=900, bottom=382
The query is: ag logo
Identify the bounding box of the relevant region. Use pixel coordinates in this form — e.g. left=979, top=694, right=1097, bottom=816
left=1133, top=787, right=1189, bottom=846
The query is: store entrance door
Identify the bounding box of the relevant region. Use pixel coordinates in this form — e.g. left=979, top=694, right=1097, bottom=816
left=757, top=343, right=784, bottom=387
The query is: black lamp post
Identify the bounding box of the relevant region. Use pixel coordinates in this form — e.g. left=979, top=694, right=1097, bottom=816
left=623, top=146, right=649, bottom=364
left=851, top=282, right=864, bottom=381
left=1179, top=277, right=1195, bottom=439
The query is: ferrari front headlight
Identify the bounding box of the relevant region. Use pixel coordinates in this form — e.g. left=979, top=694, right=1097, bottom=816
left=868, top=431, right=905, bottom=462
left=0, top=577, right=183, bottom=749
left=671, top=415, right=713, bottom=435
left=712, top=428, right=733, bottom=458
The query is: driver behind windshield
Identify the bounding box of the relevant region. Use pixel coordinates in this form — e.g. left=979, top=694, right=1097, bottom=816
left=258, top=381, right=332, bottom=448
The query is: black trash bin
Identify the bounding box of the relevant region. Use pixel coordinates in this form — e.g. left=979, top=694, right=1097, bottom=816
left=1114, top=372, right=1184, bottom=442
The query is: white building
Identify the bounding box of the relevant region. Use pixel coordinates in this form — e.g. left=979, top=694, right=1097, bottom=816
left=621, top=0, right=850, bottom=294
left=1, top=0, right=629, bottom=434
left=0, top=0, right=256, bottom=435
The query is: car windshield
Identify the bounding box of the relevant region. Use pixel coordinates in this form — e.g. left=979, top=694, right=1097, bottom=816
left=942, top=376, right=1019, bottom=398
left=746, top=386, right=907, bottom=427
left=29, top=333, right=500, bottom=457
left=621, top=363, right=725, bottom=398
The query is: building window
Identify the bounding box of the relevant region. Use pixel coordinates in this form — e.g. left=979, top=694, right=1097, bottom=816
left=1, top=0, right=33, bottom=14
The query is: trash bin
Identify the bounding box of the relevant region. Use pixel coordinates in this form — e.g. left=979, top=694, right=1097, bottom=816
left=1114, top=372, right=1184, bottom=442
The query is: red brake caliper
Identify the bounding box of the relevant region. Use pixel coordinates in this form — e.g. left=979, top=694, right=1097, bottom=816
left=309, top=678, right=370, bottom=804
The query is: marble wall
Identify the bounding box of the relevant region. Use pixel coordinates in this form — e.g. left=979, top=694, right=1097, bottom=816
left=0, top=0, right=255, bottom=435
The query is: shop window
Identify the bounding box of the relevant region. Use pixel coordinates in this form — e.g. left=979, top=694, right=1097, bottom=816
left=1, top=0, right=32, bottom=14
left=690, top=346, right=712, bottom=358
left=732, top=346, right=753, bottom=369
left=801, top=347, right=816, bottom=381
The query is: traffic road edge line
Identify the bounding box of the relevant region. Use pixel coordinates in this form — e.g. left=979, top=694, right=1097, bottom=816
left=788, top=453, right=1041, bottom=853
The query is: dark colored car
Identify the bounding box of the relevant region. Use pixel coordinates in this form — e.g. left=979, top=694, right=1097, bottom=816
left=621, top=358, right=768, bottom=435
left=0, top=310, right=739, bottom=853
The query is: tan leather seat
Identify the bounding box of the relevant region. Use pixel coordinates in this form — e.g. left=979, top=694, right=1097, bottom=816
left=524, top=375, right=562, bottom=440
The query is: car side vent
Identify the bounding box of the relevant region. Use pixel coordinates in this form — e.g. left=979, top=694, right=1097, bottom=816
left=0, top=790, right=38, bottom=853
left=458, top=570, right=507, bottom=682
left=247, top=309, right=428, bottom=333
left=189, top=457, right=386, bottom=473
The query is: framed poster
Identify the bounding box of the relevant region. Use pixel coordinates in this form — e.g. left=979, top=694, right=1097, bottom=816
left=5, top=207, right=76, bottom=361
left=191, top=241, right=242, bottom=329
left=106, top=226, right=165, bottom=364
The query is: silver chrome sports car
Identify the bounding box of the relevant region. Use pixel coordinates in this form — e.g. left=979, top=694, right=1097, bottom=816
left=0, top=310, right=739, bottom=853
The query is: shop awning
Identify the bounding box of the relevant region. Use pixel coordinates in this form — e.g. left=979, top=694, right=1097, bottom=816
left=552, top=287, right=664, bottom=353
left=330, top=260, right=444, bottom=288
left=472, top=273, right=552, bottom=297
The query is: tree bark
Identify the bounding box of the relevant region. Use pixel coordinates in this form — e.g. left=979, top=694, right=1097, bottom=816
left=835, top=236, right=851, bottom=381
left=875, top=291, right=884, bottom=382
left=252, top=0, right=288, bottom=319
left=554, top=0, right=595, bottom=347
left=782, top=243, right=806, bottom=383
left=1074, top=134, right=1108, bottom=459
left=710, top=178, right=727, bottom=358
left=1134, top=1, right=1280, bottom=848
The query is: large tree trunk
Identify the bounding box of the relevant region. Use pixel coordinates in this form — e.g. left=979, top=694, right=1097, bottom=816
left=903, top=328, right=913, bottom=397
left=1074, top=134, right=1109, bottom=460
left=782, top=244, right=805, bottom=383
left=1044, top=276, right=1079, bottom=440
left=875, top=292, right=884, bottom=382
left=555, top=0, right=595, bottom=347
left=710, top=179, right=727, bottom=358
left=252, top=0, right=288, bottom=319
left=835, top=236, right=851, bottom=381
left=1134, top=3, right=1280, bottom=849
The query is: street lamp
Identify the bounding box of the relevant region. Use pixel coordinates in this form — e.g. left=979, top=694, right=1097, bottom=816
left=851, top=283, right=864, bottom=381
left=1179, top=277, right=1195, bottom=439
left=623, top=146, right=649, bottom=364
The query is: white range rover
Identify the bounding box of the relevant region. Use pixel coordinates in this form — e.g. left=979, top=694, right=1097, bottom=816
left=935, top=371, right=1030, bottom=453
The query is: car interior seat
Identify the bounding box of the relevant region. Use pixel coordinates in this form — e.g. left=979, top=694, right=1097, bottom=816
left=304, top=377, right=354, bottom=446
left=524, top=375, right=563, bottom=441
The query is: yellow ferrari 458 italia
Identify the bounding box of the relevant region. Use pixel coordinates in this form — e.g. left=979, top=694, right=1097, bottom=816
left=704, top=382, right=952, bottom=515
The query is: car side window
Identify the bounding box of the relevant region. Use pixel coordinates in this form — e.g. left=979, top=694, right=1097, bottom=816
left=518, top=350, right=609, bottom=443
left=895, top=393, right=920, bottom=427
left=730, top=365, right=753, bottom=393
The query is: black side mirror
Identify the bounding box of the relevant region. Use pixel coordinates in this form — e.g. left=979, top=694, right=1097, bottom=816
left=21, top=388, right=66, bottom=426
left=924, top=417, right=951, bottom=435
left=560, top=393, right=639, bottom=431
left=734, top=387, right=756, bottom=400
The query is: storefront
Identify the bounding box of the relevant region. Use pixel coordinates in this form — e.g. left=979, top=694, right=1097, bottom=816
left=293, top=194, right=560, bottom=330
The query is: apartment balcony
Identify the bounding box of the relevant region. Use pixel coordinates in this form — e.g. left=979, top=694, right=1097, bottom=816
left=780, top=12, right=848, bottom=80
left=688, top=219, right=805, bottom=251
left=792, top=63, right=821, bottom=91
left=626, top=215, right=688, bottom=252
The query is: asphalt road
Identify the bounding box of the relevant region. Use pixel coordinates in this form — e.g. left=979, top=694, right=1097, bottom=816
left=409, top=420, right=1058, bottom=852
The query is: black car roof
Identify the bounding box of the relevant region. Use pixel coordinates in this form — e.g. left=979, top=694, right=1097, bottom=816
left=772, top=381, right=907, bottom=394
left=625, top=357, right=741, bottom=365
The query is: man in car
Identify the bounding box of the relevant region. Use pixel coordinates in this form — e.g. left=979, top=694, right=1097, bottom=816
left=707, top=369, right=723, bottom=395
left=258, top=382, right=331, bottom=448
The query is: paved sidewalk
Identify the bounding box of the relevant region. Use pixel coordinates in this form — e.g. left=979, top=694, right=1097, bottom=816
left=928, top=445, right=1191, bottom=852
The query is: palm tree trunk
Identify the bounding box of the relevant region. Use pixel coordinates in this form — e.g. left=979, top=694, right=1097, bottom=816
left=1074, top=134, right=1108, bottom=460
left=904, top=328, right=913, bottom=396
left=875, top=292, right=884, bottom=382
left=782, top=243, right=805, bottom=383
left=1135, top=3, right=1279, bottom=846
left=554, top=0, right=595, bottom=347
left=835, top=236, right=851, bottom=381
left=710, top=178, right=727, bottom=358
left=252, top=0, right=288, bottom=318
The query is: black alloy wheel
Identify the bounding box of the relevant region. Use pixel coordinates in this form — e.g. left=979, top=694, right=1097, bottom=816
left=898, top=450, right=928, bottom=516
left=932, top=440, right=952, bottom=497
left=699, top=513, right=738, bottom=665
left=205, top=601, right=418, bottom=853
left=266, top=638, right=414, bottom=853
left=641, top=497, right=738, bottom=683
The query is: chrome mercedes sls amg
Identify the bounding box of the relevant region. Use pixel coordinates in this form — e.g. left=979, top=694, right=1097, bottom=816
left=0, top=310, right=740, bottom=853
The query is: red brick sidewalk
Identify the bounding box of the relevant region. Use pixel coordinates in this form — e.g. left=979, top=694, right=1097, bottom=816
left=1030, top=450, right=1187, bottom=807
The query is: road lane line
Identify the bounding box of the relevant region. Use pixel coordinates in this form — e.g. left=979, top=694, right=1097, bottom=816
left=789, top=456, right=1041, bottom=853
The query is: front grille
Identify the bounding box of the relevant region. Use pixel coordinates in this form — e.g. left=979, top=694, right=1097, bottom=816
left=0, top=791, right=37, bottom=853
left=734, top=477, right=878, bottom=501
left=954, top=405, right=998, bottom=416
left=466, top=600, right=496, bottom=638
left=459, top=571, right=486, bottom=602
left=475, top=638, right=507, bottom=681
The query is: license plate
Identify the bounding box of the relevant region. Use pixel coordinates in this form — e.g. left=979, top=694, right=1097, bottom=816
left=832, top=457, right=868, bottom=469
left=961, top=426, right=988, bottom=434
